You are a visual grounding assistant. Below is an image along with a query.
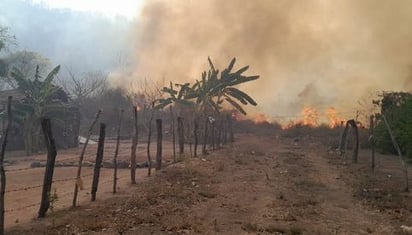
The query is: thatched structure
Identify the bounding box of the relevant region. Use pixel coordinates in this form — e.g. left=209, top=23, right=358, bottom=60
left=0, top=89, right=80, bottom=151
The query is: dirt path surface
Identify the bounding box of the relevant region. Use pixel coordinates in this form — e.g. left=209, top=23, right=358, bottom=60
left=7, top=133, right=406, bottom=234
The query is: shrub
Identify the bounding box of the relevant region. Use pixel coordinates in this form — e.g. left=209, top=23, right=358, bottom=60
left=374, top=92, right=412, bottom=158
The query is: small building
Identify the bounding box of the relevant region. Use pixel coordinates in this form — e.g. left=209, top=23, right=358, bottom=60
left=0, top=88, right=80, bottom=151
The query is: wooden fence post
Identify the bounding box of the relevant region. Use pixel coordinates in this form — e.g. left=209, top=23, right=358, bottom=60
left=0, top=96, right=12, bottom=234
left=222, top=116, right=227, bottom=145
left=1, top=104, right=5, bottom=134
left=211, top=119, right=216, bottom=151
left=147, top=109, right=154, bottom=177
left=91, top=123, right=106, bottom=201
left=370, top=115, right=375, bottom=171
left=113, top=109, right=124, bottom=194
left=194, top=118, right=198, bottom=157
left=38, top=118, right=57, bottom=218
left=72, top=109, right=101, bottom=207
left=228, top=114, right=234, bottom=143
left=170, top=106, right=176, bottom=162
left=339, top=120, right=359, bottom=163
left=177, top=117, right=184, bottom=154
left=382, top=114, right=409, bottom=192
left=216, top=118, right=222, bottom=149
left=156, top=119, right=162, bottom=170
left=202, top=116, right=209, bottom=155
left=130, top=106, right=138, bottom=184
left=350, top=121, right=359, bottom=163
left=187, top=119, right=192, bottom=157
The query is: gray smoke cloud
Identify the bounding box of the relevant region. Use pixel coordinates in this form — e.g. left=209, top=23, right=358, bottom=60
left=115, top=0, right=412, bottom=122
left=2, top=0, right=412, bottom=123
left=0, top=0, right=131, bottom=74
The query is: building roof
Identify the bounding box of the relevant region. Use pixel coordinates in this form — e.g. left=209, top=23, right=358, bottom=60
left=0, top=89, right=25, bottom=105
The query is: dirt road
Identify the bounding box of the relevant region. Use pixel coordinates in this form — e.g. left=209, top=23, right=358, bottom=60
left=8, top=133, right=407, bottom=234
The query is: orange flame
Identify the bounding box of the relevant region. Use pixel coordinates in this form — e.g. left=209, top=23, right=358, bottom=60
left=253, top=113, right=270, bottom=124
left=302, top=106, right=319, bottom=127
left=282, top=106, right=319, bottom=129
left=326, top=107, right=345, bottom=128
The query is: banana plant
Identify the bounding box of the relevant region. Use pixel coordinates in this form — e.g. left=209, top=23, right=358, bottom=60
left=155, top=81, right=196, bottom=110
left=2, top=65, right=70, bottom=154
left=194, top=57, right=259, bottom=115
left=156, top=57, right=259, bottom=115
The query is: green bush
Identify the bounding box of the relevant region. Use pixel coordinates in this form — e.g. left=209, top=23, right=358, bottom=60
left=374, top=92, right=412, bottom=158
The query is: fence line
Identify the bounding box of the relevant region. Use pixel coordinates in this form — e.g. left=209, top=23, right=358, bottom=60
left=2, top=126, right=182, bottom=227
left=5, top=173, right=95, bottom=194
left=4, top=169, right=129, bottom=213
left=5, top=167, right=34, bottom=172
left=5, top=202, right=39, bottom=213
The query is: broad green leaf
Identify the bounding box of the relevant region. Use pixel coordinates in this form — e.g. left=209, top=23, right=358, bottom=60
left=44, top=65, right=61, bottom=85
left=225, top=87, right=258, bottom=106
left=234, top=65, right=249, bottom=76
left=227, top=57, right=236, bottom=73
left=224, top=96, right=246, bottom=115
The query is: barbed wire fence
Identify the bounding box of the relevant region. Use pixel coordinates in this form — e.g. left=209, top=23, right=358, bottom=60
left=3, top=165, right=126, bottom=213
left=1, top=141, right=174, bottom=223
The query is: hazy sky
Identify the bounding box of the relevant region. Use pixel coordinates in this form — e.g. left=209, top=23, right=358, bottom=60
left=0, top=0, right=135, bottom=73
left=30, top=0, right=143, bottom=20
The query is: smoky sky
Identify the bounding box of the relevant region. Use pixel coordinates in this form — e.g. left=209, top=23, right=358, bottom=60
left=116, top=0, right=412, bottom=120
left=2, top=0, right=412, bottom=121
left=0, top=0, right=131, bottom=73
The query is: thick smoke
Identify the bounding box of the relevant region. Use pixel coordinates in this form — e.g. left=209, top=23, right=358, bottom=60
left=119, top=0, right=412, bottom=121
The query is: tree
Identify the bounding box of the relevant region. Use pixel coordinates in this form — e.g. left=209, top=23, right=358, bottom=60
left=78, top=87, right=132, bottom=137
left=156, top=57, right=260, bottom=153
left=157, top=57, right=259, bottom=115
left=59, top=67, right=108, bottom=104
left=374, top=92, right=412, bottom=158
left=1, top=50, right=50, bottom=89
left=8, top=65, right=69, bottom=154
left=193, top=57, right=259, bottom=115
left=0, top=26, right=16, bottom=89
left=0, top=26, right=16, bottom=53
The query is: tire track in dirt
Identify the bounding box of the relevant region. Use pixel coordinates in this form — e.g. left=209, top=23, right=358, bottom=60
left=270, top=137, right=396, bottom=234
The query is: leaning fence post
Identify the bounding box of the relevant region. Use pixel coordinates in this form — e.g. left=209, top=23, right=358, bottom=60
left=113, top=109, right=124, bottom=194
left=382, top=114, right=409, bottom=192
left=0, top=96, right=12, bottom=234
left=38, top=117, right=57, bottom=218
left=156, top=119, right=163, bottom=170
left=72, top=109, right=101, bottom=207
left=91, top=123, right=106, bottom=201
